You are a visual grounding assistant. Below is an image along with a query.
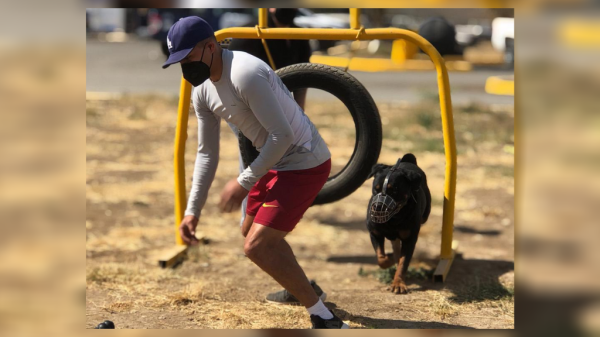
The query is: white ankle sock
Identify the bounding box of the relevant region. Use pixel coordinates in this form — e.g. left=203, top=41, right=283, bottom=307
left=307, top=299, right=334, bottom=320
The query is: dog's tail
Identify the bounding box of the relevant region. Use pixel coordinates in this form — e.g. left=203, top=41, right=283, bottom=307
left=400, top=153, right=417, bottom=165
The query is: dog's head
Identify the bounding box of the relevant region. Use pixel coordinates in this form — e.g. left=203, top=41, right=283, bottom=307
left=368, top=154, right=422, bottom=222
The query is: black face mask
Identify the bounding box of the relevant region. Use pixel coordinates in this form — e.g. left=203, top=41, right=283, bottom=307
left=181, top=44, right=214, bottom=87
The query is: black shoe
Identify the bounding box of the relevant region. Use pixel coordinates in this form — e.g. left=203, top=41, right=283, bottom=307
left=310, top=311, right=349, bottom=329
left=265, top=280, right=327, bottom=305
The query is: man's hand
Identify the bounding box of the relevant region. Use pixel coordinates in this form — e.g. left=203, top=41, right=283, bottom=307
left=179, top=215, right=199, bottom=245
left=220, top=178, right=249, bottom=213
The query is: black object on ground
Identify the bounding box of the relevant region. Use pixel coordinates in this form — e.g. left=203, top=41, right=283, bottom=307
left=95, top=320, right=115, bottom=329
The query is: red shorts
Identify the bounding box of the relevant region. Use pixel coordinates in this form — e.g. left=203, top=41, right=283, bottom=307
left=246, top=159, right=331, bottom=232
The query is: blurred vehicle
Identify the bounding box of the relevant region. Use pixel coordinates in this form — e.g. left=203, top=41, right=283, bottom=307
left=87, top=8, right=126, bottom=33
left=294, top=9, right=351, bottom=51
left=294, top=8, right=349, bottom=29
left=418, top=16, right=463, bottom=56
left=390, top=14, right=492, bottom=55
left=219, top=10, right=254, bottom=29
left=455, top=23, right=492, bottom=47
left=491, top=17, right=515, bottom=67
left=390, top=14, right=419, bottom=30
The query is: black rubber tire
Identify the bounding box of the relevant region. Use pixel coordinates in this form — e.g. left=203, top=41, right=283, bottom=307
left=239, top=63, right=382, bottom=205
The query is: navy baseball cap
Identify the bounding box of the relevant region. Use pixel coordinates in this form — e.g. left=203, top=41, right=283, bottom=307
left=162, top=16, right=215, bottom=69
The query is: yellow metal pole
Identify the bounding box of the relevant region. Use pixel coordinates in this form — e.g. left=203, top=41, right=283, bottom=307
left=174, top=77, right=192, bottom=246
left=258, top=8, right=268, bottom=28
left=391, top=39, right=418, bottom=64
left=257, top=8, right=276, bottom=69
left=350, top=8, right=361, bottom=29
left=436, top=61, right=457, bottom=261
left=208, top=26, right=457, bottom=269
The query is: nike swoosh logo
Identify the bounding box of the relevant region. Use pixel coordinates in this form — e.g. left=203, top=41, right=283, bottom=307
left=262, top=203, right=278, bottom=208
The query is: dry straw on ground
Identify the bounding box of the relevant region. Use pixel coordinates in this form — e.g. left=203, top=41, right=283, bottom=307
left=86, top=94, right=513, bottom=329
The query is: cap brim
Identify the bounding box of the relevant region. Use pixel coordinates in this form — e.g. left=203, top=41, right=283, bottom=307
left=162, top=47, right=194, bottom=69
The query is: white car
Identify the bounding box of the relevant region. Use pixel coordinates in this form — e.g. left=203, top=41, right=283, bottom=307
left=294, top=9, right=353, bottom=51
left=294, top=9, right=350, bottom=29
left=491, top=17, right=514, bottom=66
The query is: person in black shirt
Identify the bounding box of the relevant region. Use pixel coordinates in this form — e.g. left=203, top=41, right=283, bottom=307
left=228, top=8, right=311, bottom=109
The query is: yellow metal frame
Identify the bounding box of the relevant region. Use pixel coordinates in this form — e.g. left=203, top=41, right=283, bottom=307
left=312, top=22, right=473, bottom=73
left=391, top=39, right=418, bottom=63
left=257, top=9, right=277, bottom=70
left=174, top=77, right=192, bottom=246
left=171, top=9, right=457, bottom=281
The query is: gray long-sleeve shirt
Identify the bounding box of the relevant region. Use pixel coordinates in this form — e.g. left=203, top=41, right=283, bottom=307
left=184, top=49, right=330, bottom=218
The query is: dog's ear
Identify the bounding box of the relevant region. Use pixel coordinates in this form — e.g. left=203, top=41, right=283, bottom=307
left=406, top=170, right=422, bottom=190
left=368, top=163, right=391, bottom=179
left=400, top=153, right=417, bottom=165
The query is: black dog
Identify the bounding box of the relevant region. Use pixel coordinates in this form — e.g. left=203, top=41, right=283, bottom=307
left=366, top=153, right=431, bottom=294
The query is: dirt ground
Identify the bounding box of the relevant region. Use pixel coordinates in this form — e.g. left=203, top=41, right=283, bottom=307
left=86, top=93, right=514, bottom=329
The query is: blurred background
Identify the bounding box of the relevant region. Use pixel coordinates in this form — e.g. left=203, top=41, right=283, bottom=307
left=86, top=7, right=514, bottom=105
left=0, top=0, right=598, bottom=333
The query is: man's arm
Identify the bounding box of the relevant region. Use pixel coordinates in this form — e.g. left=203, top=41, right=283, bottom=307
left=236, top=68, right=294, bottom=190
left=184, top=94, right=221, bottom=218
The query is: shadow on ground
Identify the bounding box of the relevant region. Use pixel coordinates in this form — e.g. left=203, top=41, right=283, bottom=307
left=326, top=303, right=475, bottom=329
left=315, top=215, right=367, bottom=231
left=327, top=253, right=514, bottom=303
left=454, top=224, right=502, bottom=236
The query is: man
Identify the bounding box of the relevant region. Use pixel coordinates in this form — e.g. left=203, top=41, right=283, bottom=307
left=162, top=17, right=348, bottom=329
left=227, top=8, right=327, bottom=306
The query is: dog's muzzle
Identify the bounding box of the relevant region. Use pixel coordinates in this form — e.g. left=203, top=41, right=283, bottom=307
left=369, top=158, right=409, bottom=224
left=370, top=193, right=403, bottom=223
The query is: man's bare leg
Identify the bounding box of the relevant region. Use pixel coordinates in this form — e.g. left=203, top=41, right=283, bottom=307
left=241, top=214, right=255, bottom=238
left=244, top=222, right=319, bottom=308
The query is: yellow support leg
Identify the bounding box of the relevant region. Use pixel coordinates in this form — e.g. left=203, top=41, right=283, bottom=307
left=391, top=39, right=418, bottom=64
left=158, top=245, right=188, bottom=268
left=434, top=240, right=459, bottom=282
left=258, top=8, right=268, bottom=28
left=350, top=8, right=361, bottom=30
left=172, top=27, right=457, bottom=279
left=159, top=77, right=192, bottom=268
left=173, top=77, right=192, bottom=246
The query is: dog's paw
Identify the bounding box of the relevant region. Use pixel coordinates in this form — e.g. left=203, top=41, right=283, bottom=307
left=389, top=279, right=409, bottom=294
left=377, top=256, right=395, bottom=269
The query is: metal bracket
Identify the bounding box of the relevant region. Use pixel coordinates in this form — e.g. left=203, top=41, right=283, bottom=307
left=433, top=240, right=458, bottom=282
left=158, top=245, right=188, bottom=269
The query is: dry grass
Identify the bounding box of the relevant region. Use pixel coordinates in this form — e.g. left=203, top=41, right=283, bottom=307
left=86, top=93, right=513, bottom=329
left=429, top=292, right=460, bottom=320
